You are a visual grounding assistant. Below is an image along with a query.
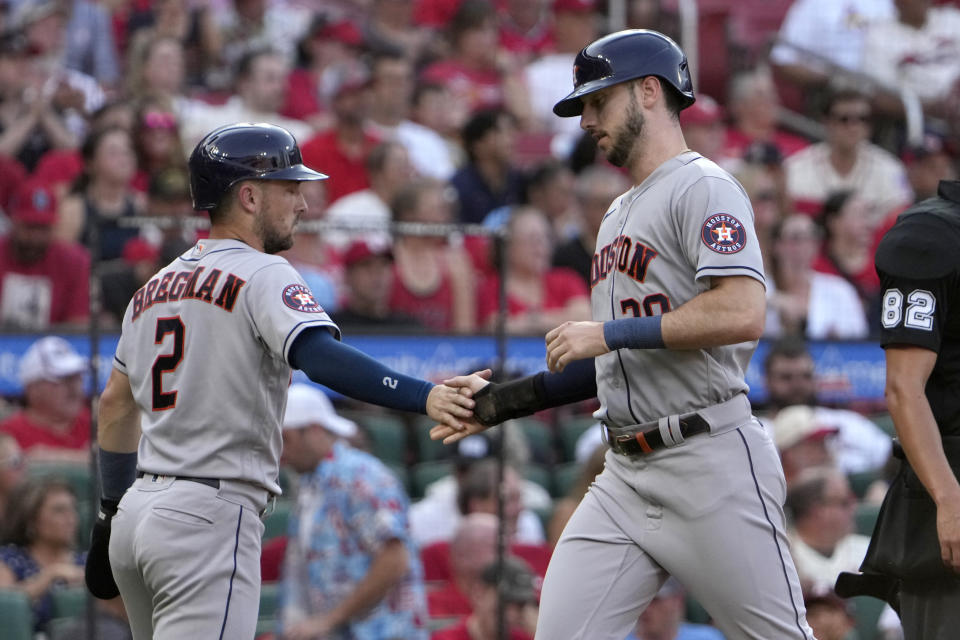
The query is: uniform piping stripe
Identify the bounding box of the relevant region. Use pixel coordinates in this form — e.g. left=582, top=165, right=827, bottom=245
left=696, top=265, right=765, bottom=280
left=114, top=356, right=126, bottom=367
left=282, top=321, right=340, bottom=358
left=218, top=507, right=243, bottom=640
left=735, top=429, right=810, bottom=639
left=178, top=247, right=248, bottom=263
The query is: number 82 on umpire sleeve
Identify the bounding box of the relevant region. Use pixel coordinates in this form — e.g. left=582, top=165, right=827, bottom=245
left=882, top=288, right=936, bottom=331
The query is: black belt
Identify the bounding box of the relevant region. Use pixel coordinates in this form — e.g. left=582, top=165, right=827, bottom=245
left=606, top=413, right=710, bottom=457
left=137, top=471, right=220, bottom=489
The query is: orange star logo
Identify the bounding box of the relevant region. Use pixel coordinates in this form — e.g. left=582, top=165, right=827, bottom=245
left=712, top=222, right=734, bottom=243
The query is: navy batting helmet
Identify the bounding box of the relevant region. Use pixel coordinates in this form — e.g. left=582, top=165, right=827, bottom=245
left=553, top=29, right=695, bottom=118
left=189, top=122, right=328, bottom=211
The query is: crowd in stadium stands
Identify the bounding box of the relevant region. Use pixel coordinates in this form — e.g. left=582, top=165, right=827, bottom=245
left=0, top=0, right=958, bottom=638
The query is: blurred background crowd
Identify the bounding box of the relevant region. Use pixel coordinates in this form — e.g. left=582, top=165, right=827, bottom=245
left=0, top=0, right=957, bottom=638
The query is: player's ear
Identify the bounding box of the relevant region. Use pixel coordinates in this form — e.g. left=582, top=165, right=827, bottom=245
left=236, top=181, right=262, bottom=214
left=637, top=76, right=661, bottom=109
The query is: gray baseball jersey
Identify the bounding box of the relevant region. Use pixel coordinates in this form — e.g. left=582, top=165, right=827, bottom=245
left=590, top=151, right=765, bottom=426
left=113, top=238, right=339, bottom=494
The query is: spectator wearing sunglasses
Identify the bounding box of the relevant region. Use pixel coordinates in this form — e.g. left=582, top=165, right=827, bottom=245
left=784, top=89, right=912, bottom=221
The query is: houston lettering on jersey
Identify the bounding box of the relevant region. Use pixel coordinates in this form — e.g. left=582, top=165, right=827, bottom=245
left=591, top=235, right=658, bottom=288
left=130, top=267, right=247, bottom=322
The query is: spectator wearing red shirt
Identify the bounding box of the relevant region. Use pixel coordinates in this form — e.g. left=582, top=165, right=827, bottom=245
left=421, top=0, right=530, bottom=125
left=498, top=0, right=553, bottom=63
left=432, top=555, right=538, bottom=640
left=478, top=207, right=589, bottom=333
left=0, top=181, right=90, bottom=330
left=426, top=513, right=498, bottom=618
left=812, top=190, right=881, bottom=336
left=282, top=16, right=367, bottom=129
left=0, top=336, right=91, bottom=464
left=300, top=70, right=380, bottom=206
left=723, top=67, right=809, bottom=165
left=389, top=178, right=477, bottom=332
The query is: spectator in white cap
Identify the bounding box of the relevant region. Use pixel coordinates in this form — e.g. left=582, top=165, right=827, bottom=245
left=772, top=405, right=840, bottom=487
left=277, top=383, right=429, bottom=640
left=0, top=336, right=90, bottom=463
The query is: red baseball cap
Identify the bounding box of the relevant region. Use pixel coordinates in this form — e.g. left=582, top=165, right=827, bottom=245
left=9, top=181, right=57, bottom=225
left=679, top=94, right=723, bottom=127
left=553, top=0, right=597, bottom=13
left=316, top=20, right=364, bottom=47
left=343, top=239, right=393, bottom=268
left=122, top=237, right=160, bottom=265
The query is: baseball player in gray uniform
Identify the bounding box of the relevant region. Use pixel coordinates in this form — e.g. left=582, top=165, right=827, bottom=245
left=84, top=123, right=474, bottom=640
left=434, top=31, right=815, bottom=639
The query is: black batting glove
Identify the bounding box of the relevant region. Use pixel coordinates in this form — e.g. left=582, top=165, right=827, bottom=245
left=85, top=498, right=120, bottom=599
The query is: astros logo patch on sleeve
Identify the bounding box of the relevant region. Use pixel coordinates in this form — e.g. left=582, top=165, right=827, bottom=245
left=701, top=214, right=747, bottom=254
left=282, top=284, right=323, bottom=313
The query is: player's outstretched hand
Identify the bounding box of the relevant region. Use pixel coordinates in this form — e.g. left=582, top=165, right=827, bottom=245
left=546, top=321, right=609, bottom=372
left=429, top=369, right=493, bottom=444
left=426, top=381, right=477, bottom=432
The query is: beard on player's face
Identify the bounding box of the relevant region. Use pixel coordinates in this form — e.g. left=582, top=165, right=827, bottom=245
left=605, top=86, right=645, bottom=167
left=256, top=198, right=296, bottom=254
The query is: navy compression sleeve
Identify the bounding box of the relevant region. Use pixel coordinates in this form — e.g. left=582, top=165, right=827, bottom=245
left=538, top=357, right=597, bottom=406
left=289, top=327, right=433, bottom=413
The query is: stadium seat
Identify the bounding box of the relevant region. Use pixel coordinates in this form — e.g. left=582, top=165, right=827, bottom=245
left=512, top=418, right=554, bottom=463
left=552, top=462, right=581, bottom=499
left=262, top=500, right=293, bottom=541
left=351, top=412, right=408, bottom=465
left=850, top=595, right=886, bottom=640
left=410, top=461, right=453, bottom=499
left=0, top=589, right=34, bottom=640
left=855, top=503, right=881, bottom=536
left=26, top=461, right=94, bottom=500
left=51, top=585, right=87, bottom=619
left=848, top=470, right=881, bottom=500
left=259, top=582, right=279, bottom=619
left=413, top=416, right=450, bottom=463
left=869, top=413, right=897, bottom=436
left=522, top=464, right=552, bottom=496
left=559, top=416, right=597, bottom=462
left=256, top=617, right=277, bottom=637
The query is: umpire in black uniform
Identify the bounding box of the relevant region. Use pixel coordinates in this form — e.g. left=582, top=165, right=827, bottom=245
left=840, top=179, right=960, bottom=639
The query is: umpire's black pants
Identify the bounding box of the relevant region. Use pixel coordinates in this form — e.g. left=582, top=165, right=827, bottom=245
left=901, top=576, right=960, bottom=640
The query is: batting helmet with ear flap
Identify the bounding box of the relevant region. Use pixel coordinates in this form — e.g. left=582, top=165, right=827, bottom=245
left=188, top=122, right=328, bottom=211
left=553, top=29, right=695, bottom=118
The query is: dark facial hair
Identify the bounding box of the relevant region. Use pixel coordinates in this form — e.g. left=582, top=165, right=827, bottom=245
left=606, top=88, right=645, bottom=168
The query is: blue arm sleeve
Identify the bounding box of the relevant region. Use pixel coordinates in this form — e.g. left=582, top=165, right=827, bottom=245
left=537, top=358, right=597, bottom=407
left=289, top=327, right=433, bottom=414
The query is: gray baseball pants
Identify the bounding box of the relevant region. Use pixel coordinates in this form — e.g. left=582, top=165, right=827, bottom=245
left=535, top=415, right=815, bottom=640
left=109, top=475, right=268, bottom=640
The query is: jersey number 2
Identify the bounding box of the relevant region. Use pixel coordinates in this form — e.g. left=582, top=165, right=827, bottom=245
left=152, top=317, right=184, bottom=411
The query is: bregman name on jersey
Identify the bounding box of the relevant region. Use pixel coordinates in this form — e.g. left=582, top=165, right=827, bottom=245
left=130, top=267, right=246, bottom=322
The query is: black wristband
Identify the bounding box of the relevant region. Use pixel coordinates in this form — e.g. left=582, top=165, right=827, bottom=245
left=473, top=373, right=549, bottom=426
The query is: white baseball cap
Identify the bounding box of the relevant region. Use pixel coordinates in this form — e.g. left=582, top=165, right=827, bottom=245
left=282, top=384, right=358, bottom=438
left=772, top=405, right=839, bottom=451
left=19, top=337, right=87, bottom=386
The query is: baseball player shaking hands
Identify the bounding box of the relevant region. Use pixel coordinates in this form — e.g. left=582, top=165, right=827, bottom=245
left=435, top=31, right=816, bottom=640
left=85, top=123, right=475, bottom=640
